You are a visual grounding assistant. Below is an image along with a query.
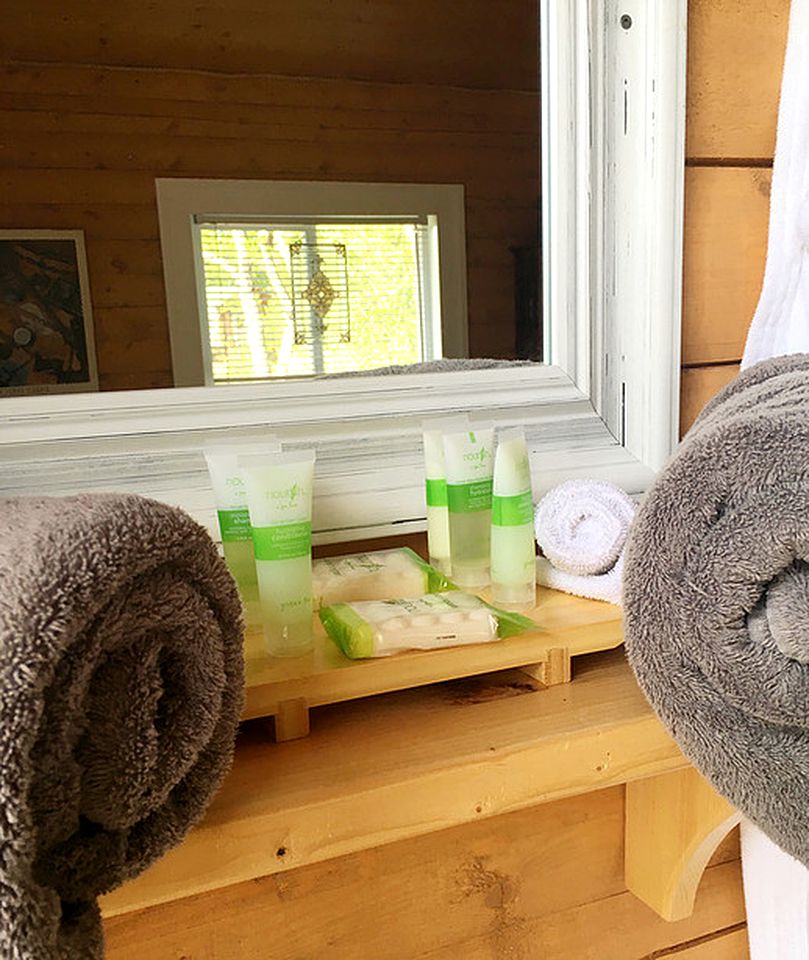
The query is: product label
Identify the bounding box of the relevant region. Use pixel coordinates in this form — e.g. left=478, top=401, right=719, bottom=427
left=425, top=478, right=448, bottom=507
left=217, top=508, right=252, bottom=542
left=252, top=521, right=312, bottom=561
left=491, top=490, right=534, bottom=526
left=447, top=479, right=493, bottom=513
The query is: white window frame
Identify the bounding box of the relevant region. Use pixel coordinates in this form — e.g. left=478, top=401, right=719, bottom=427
left=0, top=1, right=687, bottom=545
left=156, top=179, right=468, bottom=386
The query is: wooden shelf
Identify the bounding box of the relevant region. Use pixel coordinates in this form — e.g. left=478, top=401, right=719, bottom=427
left=242, top=585, right=624, bottom=730
left=101, top=648, right=688, bottom=919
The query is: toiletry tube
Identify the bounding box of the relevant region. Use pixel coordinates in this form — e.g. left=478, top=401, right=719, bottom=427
left=239, top=450, right=316, bottom=658
left=422, top=415, right=468, bottom=576
left=204, top=440, right=280, bottom=606
left=443, top=425, right=495, bottom=588
left=490, top=427, right=536, bottom=609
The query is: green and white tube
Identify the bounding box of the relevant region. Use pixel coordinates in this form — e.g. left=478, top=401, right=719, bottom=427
left=204, top=440, right=280, bottom=614
left=422, top=415, right=468, bottom=576
left=443, top=425, right=495, bottom=588
left=239, top=450, right=316, bottom=658
left=490, top=427, right=536, bottom=609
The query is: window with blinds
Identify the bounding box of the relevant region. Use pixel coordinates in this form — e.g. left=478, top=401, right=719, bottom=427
left=194, top=217, right=437, bottom=382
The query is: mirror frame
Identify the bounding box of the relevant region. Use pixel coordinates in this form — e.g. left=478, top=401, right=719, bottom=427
left=0, top=0, right=687, bottom=545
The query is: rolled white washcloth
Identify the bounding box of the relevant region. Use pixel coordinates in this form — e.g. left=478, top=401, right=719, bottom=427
left=534, top=479, right=635, bottom=605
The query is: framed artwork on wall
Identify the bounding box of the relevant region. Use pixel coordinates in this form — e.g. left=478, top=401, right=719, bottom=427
left=0, top=229, right=98, bottom=396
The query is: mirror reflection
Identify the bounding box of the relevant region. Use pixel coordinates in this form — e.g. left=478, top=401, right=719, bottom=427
left=0, top=2, right=541, bottom=396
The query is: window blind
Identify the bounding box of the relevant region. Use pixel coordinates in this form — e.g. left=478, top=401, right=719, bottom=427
left=194, top=217, right=433, bottom=382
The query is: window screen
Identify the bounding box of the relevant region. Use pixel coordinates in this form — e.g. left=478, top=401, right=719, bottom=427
left=194, top=217, right=436, bottom=382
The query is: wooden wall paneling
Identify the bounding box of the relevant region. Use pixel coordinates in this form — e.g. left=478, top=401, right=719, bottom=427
left=0, top=106, right=538, bottom=149
left=680, top=364, right=740, bottom=436
left=682, top=166, right=771, bottom=365
left=0, top=64, right=537, bottom=129
left=0, top=171, right=538, bottom=211
left=0, top=55, right=539, bottom=389
left=92, top=307, right=172, bottom=376
left=0, top=203, right=160, bottom=239
left=6, top=0, right=539, bottom=90
left=686, top=0, right=789, bottom=161
left=660, top=927, right=749, bottom=960
left=104, top=787, right=744, bottom=960
left=84, top=240, right=163, bottom=283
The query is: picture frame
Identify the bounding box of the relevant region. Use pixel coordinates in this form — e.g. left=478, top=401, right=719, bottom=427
left=0, top=229, right=98, bottom=396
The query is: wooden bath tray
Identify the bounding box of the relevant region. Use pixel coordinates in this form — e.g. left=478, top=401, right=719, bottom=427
left=242, top=586, right=623, bottom=740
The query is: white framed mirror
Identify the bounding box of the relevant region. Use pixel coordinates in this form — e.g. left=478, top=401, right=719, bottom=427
left=0, top=0, right=687, bottom=545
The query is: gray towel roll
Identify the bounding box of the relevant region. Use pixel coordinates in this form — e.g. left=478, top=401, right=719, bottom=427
left=0, top=494, right=244, bottom=959
left=624, top=354, right=809, bottom=864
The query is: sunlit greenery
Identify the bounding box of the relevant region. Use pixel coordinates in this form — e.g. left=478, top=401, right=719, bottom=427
left=199, top=223, right=426, bottom=382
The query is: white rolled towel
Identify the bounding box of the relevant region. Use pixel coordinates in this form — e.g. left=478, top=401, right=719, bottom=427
left=534, top=479, right=635, bottom=605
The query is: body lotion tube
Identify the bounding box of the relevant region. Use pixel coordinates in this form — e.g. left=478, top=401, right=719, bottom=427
left=204, top=440, right=280, bottom=611
left=491, top=427, right=536, bottom=609
left=443, top=425, right=495, bottom=588
left=422, top=415, right=468, bottom=576
left=239, top=450, right=316, bottom=658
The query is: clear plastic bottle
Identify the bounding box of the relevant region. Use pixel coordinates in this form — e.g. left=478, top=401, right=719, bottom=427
left=490, top=427, right=536, bottom=609
left=443, top=425, right=495, bottom=588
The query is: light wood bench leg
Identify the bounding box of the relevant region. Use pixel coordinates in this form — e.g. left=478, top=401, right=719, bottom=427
left=518, top=647, right=572, bottom=687
left=274, top=697, right=310, bottom=742
left=625, top=767, right=741, bottom=921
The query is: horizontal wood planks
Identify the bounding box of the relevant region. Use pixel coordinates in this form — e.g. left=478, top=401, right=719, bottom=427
left=100, top=651, right=688, bottom=917
left=680, top=0, right=787, bottom=434
left=104, top=787, right=745, bottom=960
left=5, top=0, right=539, bottom=91
left=660, top=927, right=749, bottom=960
left=0, top=50, right=538, bottom=388
left=686, top=0, right=787, bottom=162
left=682, top=167, right=771, bottom=365
left=680, top=364, right=740, bottom=434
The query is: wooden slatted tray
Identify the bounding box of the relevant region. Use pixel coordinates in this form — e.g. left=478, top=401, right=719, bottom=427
left=242, top=585, right=623, bottom=739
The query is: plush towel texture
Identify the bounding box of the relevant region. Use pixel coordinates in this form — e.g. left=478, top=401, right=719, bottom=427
left=0, top=494, right=244, bottom=959
left=535, top=554, right=625, bottom=606
left=623, top=353, right=809, bottom=863
left=534, top=479, right=634, bottom=605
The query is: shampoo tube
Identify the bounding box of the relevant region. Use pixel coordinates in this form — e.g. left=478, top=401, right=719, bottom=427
left=239, top=450, right=316, bottom=658
left=490, top=427, right=536, bottom=609
left=422, top=415, right=468, bottom=576
left=443, top=425, right=495, bottom=588
left=204, top=440, right=280, bottom=607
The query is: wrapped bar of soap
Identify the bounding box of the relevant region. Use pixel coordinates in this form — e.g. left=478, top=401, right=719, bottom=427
left=312, top=547, right=451, bottom=609
left=320, top=591, right=538, bottom=659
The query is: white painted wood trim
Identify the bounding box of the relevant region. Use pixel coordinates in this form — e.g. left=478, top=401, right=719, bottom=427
left=0, top=365, right=652, bottom=544
left=0, top=2, right=687, bottom=543
left=156, top=179, right=469, bottom=387
left=601, top=0, right=687, bottom=469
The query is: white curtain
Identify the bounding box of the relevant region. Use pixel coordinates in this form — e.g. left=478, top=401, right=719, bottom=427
left=740, top=1, right=809, bottom=956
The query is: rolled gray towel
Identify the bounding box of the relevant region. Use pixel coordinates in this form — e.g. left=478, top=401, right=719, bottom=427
left=624, top=354, right=809, bottom=864
left=0, top=494, right=244, bottom=959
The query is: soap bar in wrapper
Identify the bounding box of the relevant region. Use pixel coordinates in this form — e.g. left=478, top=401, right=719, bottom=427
left=320, top=591, right=537, bottom=659
left=312, top=547, right=451, bottom=608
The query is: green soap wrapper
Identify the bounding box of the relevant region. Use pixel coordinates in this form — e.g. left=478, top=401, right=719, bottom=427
left=320, top=591, right=538, bottom=659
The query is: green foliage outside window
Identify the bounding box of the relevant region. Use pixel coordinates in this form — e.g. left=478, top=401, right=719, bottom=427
left=199, top=222, right=426, bottom=382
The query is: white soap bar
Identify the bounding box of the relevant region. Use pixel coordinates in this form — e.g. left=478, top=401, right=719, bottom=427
left=312, top=547, right=449, bottom=608
left=320, top=592, right=501, bottom=658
